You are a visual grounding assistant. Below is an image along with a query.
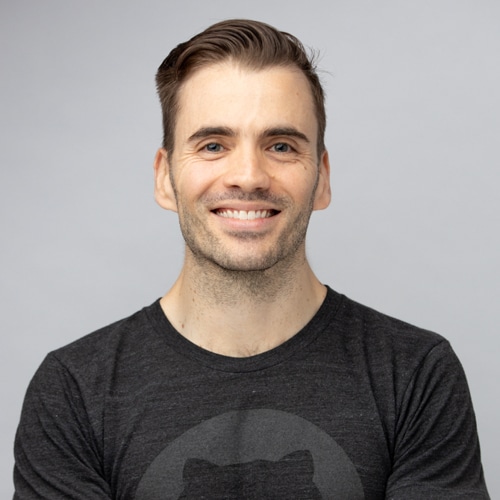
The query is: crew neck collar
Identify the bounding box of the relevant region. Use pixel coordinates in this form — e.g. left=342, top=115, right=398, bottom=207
left=146, top=286, right=343, bottom=373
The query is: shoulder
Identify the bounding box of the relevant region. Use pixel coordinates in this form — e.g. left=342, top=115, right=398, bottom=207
left=326, top=287, right=448, bottom=356
left=35, top=300, right=163, bottom=385
left=320, top=287, right=461, bottom=402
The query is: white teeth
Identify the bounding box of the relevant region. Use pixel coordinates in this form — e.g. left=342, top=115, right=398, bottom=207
left=217, top=209, right=272, bottom=220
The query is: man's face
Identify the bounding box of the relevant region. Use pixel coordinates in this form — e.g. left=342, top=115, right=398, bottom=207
left=155, top=62, right=331, bottom=272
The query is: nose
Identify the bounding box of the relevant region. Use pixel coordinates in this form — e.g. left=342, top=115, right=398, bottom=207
left=222, top=146, right=271, bottom=192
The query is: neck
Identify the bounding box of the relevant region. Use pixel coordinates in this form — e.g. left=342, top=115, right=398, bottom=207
left=160, top=246, right=326, bottom=357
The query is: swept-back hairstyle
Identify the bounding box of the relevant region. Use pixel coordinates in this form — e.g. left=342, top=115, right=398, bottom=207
left=156, top=19, right=326, bottom=156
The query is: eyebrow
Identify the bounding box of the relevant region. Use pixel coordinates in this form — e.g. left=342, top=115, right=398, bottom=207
left=260, top=127, right=310, bottom=143
left=187, top=126, right=310, bottom=144
left=188, top=127, right=235, bottom=143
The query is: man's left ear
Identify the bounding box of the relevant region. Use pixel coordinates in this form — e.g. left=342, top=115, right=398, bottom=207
left=313, top=150, right=331, bottom=210
left=153, top=148, right=178, bottom=212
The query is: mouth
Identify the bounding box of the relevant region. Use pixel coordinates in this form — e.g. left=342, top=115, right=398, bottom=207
left=212, top=209, right=280, bottom=220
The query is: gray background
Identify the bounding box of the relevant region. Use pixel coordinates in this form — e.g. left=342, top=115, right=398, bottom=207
left=1, top=1, right=498, bottom=497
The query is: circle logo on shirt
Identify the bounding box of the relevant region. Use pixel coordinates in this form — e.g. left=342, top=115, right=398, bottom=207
left=135, top=409, right=364, bottom=499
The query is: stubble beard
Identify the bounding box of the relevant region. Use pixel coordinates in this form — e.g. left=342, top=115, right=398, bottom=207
left=175, top=192, right=316, bottom=303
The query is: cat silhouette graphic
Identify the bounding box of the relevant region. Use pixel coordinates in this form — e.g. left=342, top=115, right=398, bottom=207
left=178, top=449, right=322, bottom=499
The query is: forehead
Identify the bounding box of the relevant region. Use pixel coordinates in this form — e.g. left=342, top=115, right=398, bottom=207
left=174, top=62, right=318, bottom=141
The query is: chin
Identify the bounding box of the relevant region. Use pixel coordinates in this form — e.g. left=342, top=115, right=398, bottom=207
left=212, top=256, right=278, bottom=273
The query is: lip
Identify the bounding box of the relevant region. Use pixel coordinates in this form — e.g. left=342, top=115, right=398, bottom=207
left=209, top=199, right=281, bottom=210
left=213, top=208, right=279, bottom=220
left=210, top=200, right=281, bottom=218
left=210, top=206, right=281, bottom=231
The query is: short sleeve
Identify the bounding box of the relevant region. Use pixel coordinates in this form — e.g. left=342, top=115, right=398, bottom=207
left=13, top=353, right=112, bottom=499
left=386, top=341, right=489, bottom=499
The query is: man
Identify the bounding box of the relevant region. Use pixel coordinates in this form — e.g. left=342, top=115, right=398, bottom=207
left=14, top=19, right=489, bottom=499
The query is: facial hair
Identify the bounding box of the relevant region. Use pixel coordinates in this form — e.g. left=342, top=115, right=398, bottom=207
left=170, top=169, right=319, bottom=300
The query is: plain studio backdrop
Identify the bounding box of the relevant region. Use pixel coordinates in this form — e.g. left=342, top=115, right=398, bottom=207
left=1, top=1, right=498, bottom=497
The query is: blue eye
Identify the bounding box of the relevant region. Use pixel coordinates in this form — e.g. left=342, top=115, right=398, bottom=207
left=272, top=143, right=292, bottom=153
left=204, top=142, right=222, bottom=153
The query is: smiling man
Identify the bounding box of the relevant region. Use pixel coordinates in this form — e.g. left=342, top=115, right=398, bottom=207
left=14, top=20, right=489, bottom=499
left=153, top=60, right=330, bottom=357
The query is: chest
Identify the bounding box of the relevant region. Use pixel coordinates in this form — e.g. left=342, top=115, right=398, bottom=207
left=100, top=363, right=392, bottom=499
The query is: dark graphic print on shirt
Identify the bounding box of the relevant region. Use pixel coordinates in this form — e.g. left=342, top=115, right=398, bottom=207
left=135, top=409, right=364, bottom=499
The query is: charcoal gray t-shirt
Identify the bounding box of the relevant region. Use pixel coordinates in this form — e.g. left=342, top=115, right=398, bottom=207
left=14, top=287, right=489, bottom=499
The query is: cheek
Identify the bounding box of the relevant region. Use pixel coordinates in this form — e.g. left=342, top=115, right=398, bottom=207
left=175, top=174, right=217, bottom=209
left=278, top=170, right=319, bottom=200
left=180, top=162, right=227, bottom=192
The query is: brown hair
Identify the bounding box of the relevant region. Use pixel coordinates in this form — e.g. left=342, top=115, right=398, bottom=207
left=156, top=19, right=326, bottom=157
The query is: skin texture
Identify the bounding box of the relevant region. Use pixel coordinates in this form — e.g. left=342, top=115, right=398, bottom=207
left=154, top=61, right=331, bottom=356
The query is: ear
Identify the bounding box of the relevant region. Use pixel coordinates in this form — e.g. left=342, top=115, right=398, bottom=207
left=313, top=149, right=331, bottom=211
left=154, top=148, right=178, bottom=212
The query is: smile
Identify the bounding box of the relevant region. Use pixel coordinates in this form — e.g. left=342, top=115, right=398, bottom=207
left=214, top=209, right=278, bottom=220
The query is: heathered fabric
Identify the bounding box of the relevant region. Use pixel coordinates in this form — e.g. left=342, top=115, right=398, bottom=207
left=13, top=287, right=489, bottom=499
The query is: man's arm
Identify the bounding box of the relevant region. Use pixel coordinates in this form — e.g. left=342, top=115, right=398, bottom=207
left=14, top=353, right=112, bottom=499
left=386, top=341, right=489, bottom=499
